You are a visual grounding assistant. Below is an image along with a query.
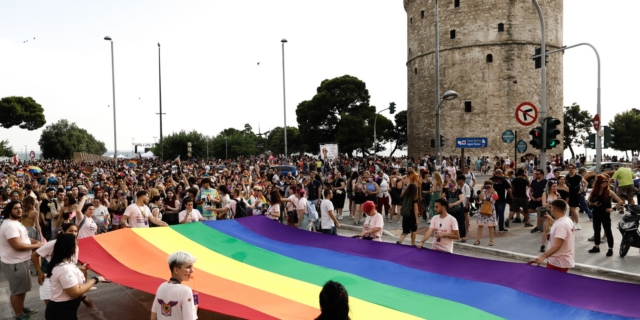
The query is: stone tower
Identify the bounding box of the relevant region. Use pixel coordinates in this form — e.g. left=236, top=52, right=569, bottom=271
left=404, top=0, right=563, bottom=160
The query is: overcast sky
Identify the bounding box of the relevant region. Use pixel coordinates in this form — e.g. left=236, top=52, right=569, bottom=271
left=1, top=0, right=637, bottom=159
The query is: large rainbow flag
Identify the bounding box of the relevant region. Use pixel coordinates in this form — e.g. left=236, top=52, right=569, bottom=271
left=78, top=217, right=640, bottom=319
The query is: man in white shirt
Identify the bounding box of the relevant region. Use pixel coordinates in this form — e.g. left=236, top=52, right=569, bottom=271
left=178, top=198, right=204, bottom=224
left=417, top=198, right=460, bottom=252
left=533, top=199, right=575, bottom=272
left=1, top=200, right=44, bottom=319
left=122, top=191, right=168, bottom=228
left=320, top=189, right=340, bottom=235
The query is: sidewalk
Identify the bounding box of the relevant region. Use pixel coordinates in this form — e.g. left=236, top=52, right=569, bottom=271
left=337, top=206, right=640, bottom=283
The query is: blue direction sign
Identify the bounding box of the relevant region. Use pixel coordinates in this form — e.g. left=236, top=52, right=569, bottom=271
left=502, top=130, right=515, bottom=144
left=456, top=137, right=488, bottom=149
left=516, top=140, right=528, bottom=153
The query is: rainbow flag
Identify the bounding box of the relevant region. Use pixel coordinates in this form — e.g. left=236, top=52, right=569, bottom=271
left=78, top=217, right=640, bottom=320
left=127, top=160, right=138, bottom=167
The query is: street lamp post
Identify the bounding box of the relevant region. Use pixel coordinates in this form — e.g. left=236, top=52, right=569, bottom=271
left=224, top=137, right=228, bottom=160
left=373, top=107, right=393, bottom=161
left=104, top=36, right=118, bottom=167
left=435, top=90, right=459, bottom=168
left=532, top=0, right=548, bottom=169
left=281, top=39, right=288, bottom=157
left=157, top=42, right=165, bottom=163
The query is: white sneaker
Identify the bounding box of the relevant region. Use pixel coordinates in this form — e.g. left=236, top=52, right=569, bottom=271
left=337, top=215, right=343, bottom=220
left=90, top=286, right=97, bottom=291
left=575, top=223, right=582, bottom=230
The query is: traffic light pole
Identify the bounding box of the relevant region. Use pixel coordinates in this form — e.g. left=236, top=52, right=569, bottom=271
left=374, top=106, right=391, bottom=161
left=532, top=0, right=547, bottom=170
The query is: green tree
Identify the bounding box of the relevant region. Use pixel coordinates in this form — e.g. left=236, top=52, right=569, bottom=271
left=0, top=139, right=14, bottom=157
left=608, top=110, right=640, bottom=152
left=38, top=120, right=106, bottom=159
left=296, top=75, right=393, bottom=155
left=563, top=103, right=592, bottom=159
left=0, top=96, right=46, bottom=130
left=268, top=126, right=303, bottom=155
left=152, top=130, right=208, bottom=160
left=208, top=127, right=261, bottom=159
left=390, top=110, right=408, bottom=157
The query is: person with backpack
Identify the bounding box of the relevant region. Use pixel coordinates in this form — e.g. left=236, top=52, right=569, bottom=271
left=213, top=189, right=247, bottom=219
left=396, top=184, right=419, bottom=246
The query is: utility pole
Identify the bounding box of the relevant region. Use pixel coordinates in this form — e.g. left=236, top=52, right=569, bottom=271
left=532, top=0, right=547, bottom=169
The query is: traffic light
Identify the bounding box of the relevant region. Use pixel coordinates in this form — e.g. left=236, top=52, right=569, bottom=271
left=545, top=117, right=561, bottom=149
left=430, top=139, right=435, bottom=148
left=587, top=133, right=596, bottom=149
left=439, top=135, right=445, bottom=147
left=604, top=126, right=615, bottom=148
left=389, top=102, right=396, bottom=114
left=534, top=47, right=549, bottom=69
left=529, top=126, right=543, bottom=150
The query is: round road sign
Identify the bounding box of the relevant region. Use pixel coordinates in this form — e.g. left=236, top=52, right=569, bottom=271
left=515, top=102, right=539, bottom=126
left=516, top=140, right=528, bottom=153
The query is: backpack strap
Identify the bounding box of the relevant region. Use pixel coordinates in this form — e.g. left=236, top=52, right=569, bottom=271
left=77, top=217, right=87, bottom=230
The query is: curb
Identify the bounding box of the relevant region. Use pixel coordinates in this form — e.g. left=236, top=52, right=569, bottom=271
left=453, top=242, right=640, bottom=283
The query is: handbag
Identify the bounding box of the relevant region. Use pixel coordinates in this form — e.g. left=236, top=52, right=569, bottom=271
left=480, top=200, right=493, bottom=216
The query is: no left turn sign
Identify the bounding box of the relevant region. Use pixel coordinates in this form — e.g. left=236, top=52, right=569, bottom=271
left=515, top=102, right=538, bottom=126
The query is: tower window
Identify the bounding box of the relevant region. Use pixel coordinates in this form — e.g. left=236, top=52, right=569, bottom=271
left=450, top=30, right=456, bottom=39
left=455, top=0, right=460, bottom=7
left=486, top=54, right=493, bottom=63
left=421, top=10, right=424, bottom=19
left=498, top=23, right=505, bottom=32
left=410, top=17, right=412, bottom=24
left=414, top=68, right=418, bottom=75
left=464, top=101, right=472, bottom=113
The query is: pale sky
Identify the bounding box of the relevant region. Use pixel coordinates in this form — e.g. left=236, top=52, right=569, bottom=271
left=1, top=0, right=638, bottom=159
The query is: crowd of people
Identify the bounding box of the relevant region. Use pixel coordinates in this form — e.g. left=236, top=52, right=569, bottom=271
left=1, top=152, right=639, bottom=319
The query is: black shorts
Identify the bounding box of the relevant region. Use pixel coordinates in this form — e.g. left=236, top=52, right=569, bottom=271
left=511, top=197, right=529, bottom=212
left=528, top=200, right=542, bottom=210
left=402, top=215, right=418, bottom=234
left=568, top=194, right=580, bottom=207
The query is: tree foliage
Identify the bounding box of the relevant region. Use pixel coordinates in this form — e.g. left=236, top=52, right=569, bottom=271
left=0, top=139, right=14, bottom=157
left=563, top=103, right=592, bottom=159
left=390, top=110, right=408, bottom=157
left=0, top=96, right=46, bottom=130
left=608, top=110, right=640, bottom=152
left=152, top=130, right=208, bottom=160
left=296, top=75, right=393, bottom=156
left=208, top=126, right=261, bottom=159
left=268, top=126, right=303, bottom=155
left=38, top=120, right=106, bottom=159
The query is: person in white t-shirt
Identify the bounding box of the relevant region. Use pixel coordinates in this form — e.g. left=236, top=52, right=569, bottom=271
left=212, top=189, right=241, bottom=219
left=265, top=190, right=281, bottom=221
left=92, top=198, right=110, bottom=233
left=320, top=189, right=340, bottom=235
left=533, top=199, right=575, bottom=272
left=1, top=200, right=44, bottom=319
left=123, top=191, right=168, bottom=228
left=178, top=198, right=204, bottom=224
left=151, top=251, right=198, bottom=320
left=358, top=201, right=384, bottom=241
left=45, top=234, right=106, bottom=319
left=294, top=189, right=309, bottom=229
left=76, top=203, right=98, bottom=239
left=417, top=198, right=460, bottom=252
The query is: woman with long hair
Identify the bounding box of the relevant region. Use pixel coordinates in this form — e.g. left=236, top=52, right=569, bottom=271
left=22, top=196, right=42, bottom=240
left=396, top=184, right=419, bottom=246
left=45, top=234, right=105, bottom=320
left=428, top=172, right=443, bottom=221
left=265, top=189, right=281, bottom=221
left=316, top=280, right=350, bottom=320
left=162, top=189, right=180, bottom=225
left=352, top=175, right=366, bottom=225
left=540, top=181, right=561, bottom=252
left=55, top=195, right=76, bottom=235
left=587, top=174, right=623, bottom=256
left=109, top=189, right=127, bottom=231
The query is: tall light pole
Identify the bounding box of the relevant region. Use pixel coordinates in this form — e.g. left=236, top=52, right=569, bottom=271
left=157, top=42, right=165, bottom=163
left=435, top=90, right=459, bottom=167
left=281, top=39, right=288, bottom=157
left=532, top=0, right=547, bottom=169
left=434, top=0, right=441, bottom=167
left=104, top=36, right=118, bottom=167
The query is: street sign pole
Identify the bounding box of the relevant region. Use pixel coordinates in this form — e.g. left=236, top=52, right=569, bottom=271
left=514, top=130, right=517, bottom=166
